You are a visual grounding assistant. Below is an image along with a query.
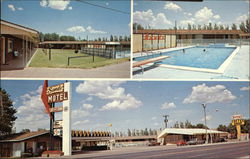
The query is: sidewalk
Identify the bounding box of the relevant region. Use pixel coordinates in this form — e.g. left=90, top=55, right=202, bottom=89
left=1, top=61, right=130, bottom=78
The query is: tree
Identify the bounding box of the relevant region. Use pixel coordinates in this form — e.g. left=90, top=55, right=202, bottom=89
left=173, top=121, right=180, bottom=128
left=246, top=18, right=250, bottom=33
left=208, top=23, right=213, bottom=30
left=217, top=124, right=227, bottom=132
left=195, top=123, right=208, bottom=129
left=214, top=24, right=219, bottom=30
left=144, top=128, right=149, bottom=136
left=127, top=129, right=131, bottom=136
left=180, top=122, right=184, bottom=128
left=119, top=36, right=123, bottom=42
left=39, top=32, right=44, bottom=42
left=0, top=88, right=17, bottom=135
left=239, top=22, right=246, bottom=32
left=185, top=120, right=194, bottom=128
left=110, top=35, right=114, bottom=42
left=197, top=25, right=202, bottom=30
left=219, top=25, right=224, bottom=30
left=133, top=23, right=144, bottom=30
left=20, top=129, right=30, bottom=133
left=187, top=23, right=192, bottom=30
left=231, top=23, right=237, bottom=30
left=241, top=119, right=250, bottom=134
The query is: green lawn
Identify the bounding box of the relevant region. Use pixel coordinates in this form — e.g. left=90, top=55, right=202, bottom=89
left=29, top=49, right=129, bottom=69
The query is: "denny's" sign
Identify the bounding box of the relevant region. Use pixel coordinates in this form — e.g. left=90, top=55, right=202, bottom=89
left=46, top=84, right=68, bottom=103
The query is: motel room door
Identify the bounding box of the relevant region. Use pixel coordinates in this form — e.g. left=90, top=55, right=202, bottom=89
left=0, top=37, right=6, bottom=65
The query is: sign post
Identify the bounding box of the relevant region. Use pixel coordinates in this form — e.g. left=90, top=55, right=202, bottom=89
left=62, top=82, right=72, bottom=156
left=41, top=81, right=72, bottom=156
left=232, top=115, right=245, bottom=141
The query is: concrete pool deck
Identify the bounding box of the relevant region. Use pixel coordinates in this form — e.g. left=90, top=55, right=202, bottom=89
left=133, top=45, right=249, bottom=80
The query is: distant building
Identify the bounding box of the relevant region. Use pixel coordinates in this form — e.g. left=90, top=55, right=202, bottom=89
left=0, top=20, right=39, bottom=68
left=0, top=131, right=61, bottom=158
left=39, top=41, right=130, bottom=50
left=157, top=128, right=228, bottom=145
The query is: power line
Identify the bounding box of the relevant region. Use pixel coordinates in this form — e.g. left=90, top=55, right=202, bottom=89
left=75, top=0, right=130, bottom=15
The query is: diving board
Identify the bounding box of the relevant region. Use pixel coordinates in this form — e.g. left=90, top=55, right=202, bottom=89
left=133, top=56, right=170, bottom=74
left=133, top=56, right=169, bottom=68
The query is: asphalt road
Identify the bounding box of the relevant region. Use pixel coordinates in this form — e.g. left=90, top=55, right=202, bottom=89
left=68, top=142, right=250, bottom=159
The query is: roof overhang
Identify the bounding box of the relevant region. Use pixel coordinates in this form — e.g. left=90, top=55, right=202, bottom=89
left=158, top=128, right=228, bottom=139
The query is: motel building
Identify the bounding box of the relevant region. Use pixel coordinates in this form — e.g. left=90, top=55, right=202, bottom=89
left=157, top=128, right=228, bottom=145
left=0, top=20, right=39, bottom=70
left=133, top=29, right=249, bottom=52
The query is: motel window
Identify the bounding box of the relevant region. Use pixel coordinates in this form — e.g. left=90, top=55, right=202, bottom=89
left=8, top=39, right=13, bottom=53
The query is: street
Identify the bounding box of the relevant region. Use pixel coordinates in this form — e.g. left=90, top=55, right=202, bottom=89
left=60, top=141, right=250, bottom=159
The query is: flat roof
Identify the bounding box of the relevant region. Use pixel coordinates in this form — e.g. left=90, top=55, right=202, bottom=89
left=158, top=128, right=228, bottom=138
left=40, top=41, right=130, bottom=45
left=135, top=29, right=245, bottom=35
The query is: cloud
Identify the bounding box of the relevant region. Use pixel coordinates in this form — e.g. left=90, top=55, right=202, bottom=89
left=86, top=97, right=93, bottom=101
left=67, top=26, right=86, bottom=33
left=40, top=0, right=70, bottom=10
left=82, top=104, right=93, bottom=110
left=184, top=12, right=192, bottom=16
left=180, top=7, right=221, bottom=27
left=194, top=7, right=220, bottom=23
left=164, top=2, right=182, bottom=12
left=8, top=4, right=15, bottom=11
left=180, top=18, right=195, bottom=26
left=183, top=83, right=236, bottom=104
left=161, top=102, right=176, bottom=109
left=236, top=14, right=248, bottom=24
left=202, top=115, right=212, bottom=121
left=240, top=86, right=250, bottom=91
left=73, top=120, right=90, bottom=126
left=76, top=81, right=142, bottom=111
left=15, top=86, right=50, bottom=131
left=86, top=26, right=107, bottom=34
left=213, top=15, right=220, bottom=20
left=151, top=116, right=157, bottom=120
left=133, top=9, right=172, bottom=29
left=17, top=7, right=23, bottom=11
left=68, top=6, right=72, bottom=10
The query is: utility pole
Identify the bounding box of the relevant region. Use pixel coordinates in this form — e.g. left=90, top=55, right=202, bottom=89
left=202, top=104, right=208, bottom=144
left=163, top=115, right=169, bottom=128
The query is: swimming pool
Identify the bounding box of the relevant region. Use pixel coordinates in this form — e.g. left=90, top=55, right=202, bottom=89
left=134, top=46, right=239, bottom=73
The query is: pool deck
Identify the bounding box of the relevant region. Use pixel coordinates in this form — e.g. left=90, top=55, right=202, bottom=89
left=133, top=45, right=249, bottom=80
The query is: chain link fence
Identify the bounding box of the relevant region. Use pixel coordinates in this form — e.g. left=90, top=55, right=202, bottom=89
left=177, top=39, right=250, bottom=47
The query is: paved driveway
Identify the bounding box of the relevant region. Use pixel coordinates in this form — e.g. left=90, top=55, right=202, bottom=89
left=1, top=61, right=130, bottom=78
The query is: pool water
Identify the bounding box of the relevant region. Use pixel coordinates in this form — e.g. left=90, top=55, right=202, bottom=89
left=134, top=46, right=236, bottom=69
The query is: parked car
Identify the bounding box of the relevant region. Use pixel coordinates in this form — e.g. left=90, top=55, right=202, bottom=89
left=148, top=141, right=161, bottom=146
left=187, top=138, right=205, bottom=145
left=215, top=138, right=227, bottom=143
left=176, top=140, right=187, bottom=146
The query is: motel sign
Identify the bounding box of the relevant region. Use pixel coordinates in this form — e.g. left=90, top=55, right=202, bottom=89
left=41, top=81, right=72, bottom=156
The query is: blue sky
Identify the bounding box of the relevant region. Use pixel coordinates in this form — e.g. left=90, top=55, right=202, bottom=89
left=1, top=80, right=249, bottom=133
left=1, top=0, right=130, bottom=40
left=134, top=0, right=249, bottom=29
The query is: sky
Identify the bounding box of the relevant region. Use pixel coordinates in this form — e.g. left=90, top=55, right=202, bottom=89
left=133, top=0, right=250, bottom=29
left=1, top=0, right=130, bottom=40
left=0, top=80, right=249, bottom=133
